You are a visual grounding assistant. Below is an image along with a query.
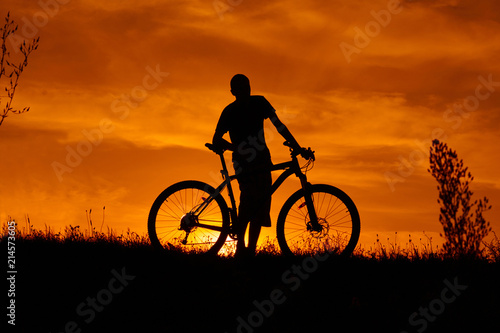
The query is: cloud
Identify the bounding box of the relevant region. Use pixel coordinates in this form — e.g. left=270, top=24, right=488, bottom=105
left=1, top=0, right=499, bottom=244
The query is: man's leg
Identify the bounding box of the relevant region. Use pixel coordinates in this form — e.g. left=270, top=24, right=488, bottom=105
left=235, top=219, right=248, bottom=256
left=235, top=176, right=250, bottom=256
left=247, top=222, right=261, bottom=255
left=246, top=170, right=271, bottom=255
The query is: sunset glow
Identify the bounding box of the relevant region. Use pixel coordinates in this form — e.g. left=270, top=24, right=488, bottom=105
left=1, top=0, right=499, bottom=251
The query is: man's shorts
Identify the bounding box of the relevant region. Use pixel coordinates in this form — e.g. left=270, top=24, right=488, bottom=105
left=236, top=166, right=272, bottom=227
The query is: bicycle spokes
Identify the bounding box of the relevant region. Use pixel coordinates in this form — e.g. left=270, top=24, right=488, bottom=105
left=277, top=185, right=360, bottom=256
left=149, top=182, right=229, bottom=254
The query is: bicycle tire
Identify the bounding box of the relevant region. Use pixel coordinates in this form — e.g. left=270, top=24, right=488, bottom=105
left=276, top=184, right=360, bottom=257
left=148, top=180, right=230, bottom=255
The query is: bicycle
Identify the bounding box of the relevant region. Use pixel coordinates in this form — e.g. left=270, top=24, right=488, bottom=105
left=147, top=142, right=360, bottom=256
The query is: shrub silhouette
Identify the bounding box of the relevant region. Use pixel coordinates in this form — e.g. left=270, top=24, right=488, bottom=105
left=1, top=12, right=39, bottom=127
left=428, top=139, right=492, bottom=258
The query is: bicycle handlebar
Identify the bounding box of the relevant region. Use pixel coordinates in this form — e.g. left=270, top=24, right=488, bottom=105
left=206, top=141, right=315, bottom=161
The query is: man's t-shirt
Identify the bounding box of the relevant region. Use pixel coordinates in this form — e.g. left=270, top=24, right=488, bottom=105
left=215, top=95, right=275, bottom=168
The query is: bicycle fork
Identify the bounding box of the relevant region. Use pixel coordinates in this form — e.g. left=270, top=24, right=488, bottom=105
left=299, top=176, right=322, bottom=233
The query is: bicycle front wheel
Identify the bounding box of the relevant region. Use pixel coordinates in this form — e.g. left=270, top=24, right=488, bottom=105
left=148, top=181, right=230, bottom=255
left=276, top=184, right=360, bottom=256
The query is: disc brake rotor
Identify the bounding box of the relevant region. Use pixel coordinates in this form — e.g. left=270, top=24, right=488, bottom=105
left=307, top=218, right=329, bottom=238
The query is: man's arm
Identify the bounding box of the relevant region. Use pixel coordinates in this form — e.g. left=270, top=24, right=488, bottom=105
left=212, top=109, right=235, bottom=151
left=270, top=113, right=315, bottom=160
left=270, top=114, right=301, bottom=149
left=212, top=130, right=235, bottom=151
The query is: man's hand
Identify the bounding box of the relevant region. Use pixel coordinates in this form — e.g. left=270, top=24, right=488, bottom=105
left=283, top=141, right=315, bottom=160
left=299, top=147, right=315, bottom=161
left=212, top=132, right=235, bottom=151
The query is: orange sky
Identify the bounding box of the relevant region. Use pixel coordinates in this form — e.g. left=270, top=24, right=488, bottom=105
left=1, top=0, right=499, bottom=250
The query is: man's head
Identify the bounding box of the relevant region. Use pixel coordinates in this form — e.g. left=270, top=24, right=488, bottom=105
left=230, top=74, right=251, bottom=99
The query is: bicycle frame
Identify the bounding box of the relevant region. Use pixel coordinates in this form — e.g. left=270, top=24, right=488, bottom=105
left=148, top=141, right=359, bottom=256
left=192, top=146, right=319, bottom=234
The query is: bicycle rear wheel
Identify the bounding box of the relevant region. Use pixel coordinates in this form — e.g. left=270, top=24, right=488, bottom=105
left=148, top=181, right=230, bottom=255
left=276, top=184, right=360, bottom=256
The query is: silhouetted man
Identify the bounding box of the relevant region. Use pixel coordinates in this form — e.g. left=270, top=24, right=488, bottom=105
left=212, top=74, right=306, bottom=257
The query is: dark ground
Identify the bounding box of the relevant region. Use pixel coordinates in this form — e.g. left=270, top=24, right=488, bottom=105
left=7, top=238, right=500, bottom=333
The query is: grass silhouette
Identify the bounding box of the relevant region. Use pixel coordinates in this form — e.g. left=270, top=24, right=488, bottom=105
left=3, top=219, right=499, bottom=332
left=4, top=218, right=499, bottom=262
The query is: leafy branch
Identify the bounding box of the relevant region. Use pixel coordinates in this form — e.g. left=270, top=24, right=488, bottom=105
left=0, top=12, right=39, bottom=127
